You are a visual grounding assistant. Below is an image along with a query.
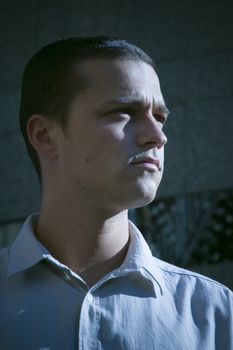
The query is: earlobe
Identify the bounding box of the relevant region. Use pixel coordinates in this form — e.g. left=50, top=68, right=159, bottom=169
left=27, top=115, right=58, bottom=159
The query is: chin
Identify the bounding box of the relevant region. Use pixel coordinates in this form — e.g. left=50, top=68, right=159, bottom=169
left=132, top=193, right=157, bottom=209
left=127, top=181, right=159, bottom=209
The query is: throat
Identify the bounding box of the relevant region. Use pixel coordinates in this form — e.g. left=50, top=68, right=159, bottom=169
left=78, top=240, right=130, bottom=287
left=36, top=210, right=130, bottom=286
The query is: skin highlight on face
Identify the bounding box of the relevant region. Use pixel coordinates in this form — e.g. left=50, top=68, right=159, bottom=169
left=51, top=58, right=168, bottom=214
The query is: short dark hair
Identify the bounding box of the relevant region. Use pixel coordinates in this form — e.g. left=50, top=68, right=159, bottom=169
left=19, top=36, right=155, bottom=182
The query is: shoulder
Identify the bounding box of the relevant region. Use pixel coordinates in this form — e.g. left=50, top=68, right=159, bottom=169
left=151, top=258, right=233, bottom=348
left=154, top=257, right=233, bottom=306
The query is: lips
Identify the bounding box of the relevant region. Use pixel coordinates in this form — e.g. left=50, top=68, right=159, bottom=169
left=131, top=157, right=161, bottom=170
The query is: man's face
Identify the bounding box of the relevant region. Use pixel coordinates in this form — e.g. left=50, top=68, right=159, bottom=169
left=56, top=58, right=168, bottom=212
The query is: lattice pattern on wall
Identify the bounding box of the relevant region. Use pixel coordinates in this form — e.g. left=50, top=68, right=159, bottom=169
left=135, top=189, right=233, bottom=267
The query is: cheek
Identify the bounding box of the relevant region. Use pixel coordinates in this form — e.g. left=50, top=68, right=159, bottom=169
left=88, top=127, right=126, bottom=155
left=65, top=122, right=129, bottom=169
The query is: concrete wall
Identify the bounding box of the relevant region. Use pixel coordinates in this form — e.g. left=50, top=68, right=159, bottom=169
left=0, top=0, right=233, bottom=222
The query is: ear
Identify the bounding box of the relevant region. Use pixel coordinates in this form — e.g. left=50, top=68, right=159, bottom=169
left=27, top=115, right=59, bottom=159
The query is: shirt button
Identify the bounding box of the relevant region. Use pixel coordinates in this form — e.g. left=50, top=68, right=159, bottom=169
left=87, top=293, right=94, bottom=303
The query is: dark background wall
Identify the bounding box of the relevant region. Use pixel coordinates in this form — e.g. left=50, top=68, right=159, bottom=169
left=0, top=0, right=232, bottom=288
left=1, top=0, right=233, bottom=222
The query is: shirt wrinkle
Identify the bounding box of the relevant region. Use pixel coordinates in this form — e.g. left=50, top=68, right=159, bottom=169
left=1, top=214, right=233, bottom=350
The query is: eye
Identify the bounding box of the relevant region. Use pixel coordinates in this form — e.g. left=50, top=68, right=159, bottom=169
left=111, top=108, right=133, bottom=116
left=106, top=108, right=135, bottom=121
left=153, top=114, right=167, bottom=128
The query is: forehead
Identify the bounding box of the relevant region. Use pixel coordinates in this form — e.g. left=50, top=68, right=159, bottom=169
left=74, top=58, right=164, bottom=107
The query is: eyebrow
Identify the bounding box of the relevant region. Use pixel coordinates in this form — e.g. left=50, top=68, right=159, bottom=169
left=100, top=96, right=170, bottom=116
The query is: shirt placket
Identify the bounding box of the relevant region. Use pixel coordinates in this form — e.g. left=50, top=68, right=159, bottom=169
left=78, top=289, right=101, bottom=350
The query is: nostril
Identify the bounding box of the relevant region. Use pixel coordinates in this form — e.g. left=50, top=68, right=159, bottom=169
left=160, top=137, right=167, bottom=148
left=162, top=135, right=168, bottom=146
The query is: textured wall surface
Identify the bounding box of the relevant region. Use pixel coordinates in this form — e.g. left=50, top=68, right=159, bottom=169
left=0, top=0, right=233, bottom=222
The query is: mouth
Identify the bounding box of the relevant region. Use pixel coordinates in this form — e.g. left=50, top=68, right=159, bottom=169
left=130, top=157, right=161, bottom=172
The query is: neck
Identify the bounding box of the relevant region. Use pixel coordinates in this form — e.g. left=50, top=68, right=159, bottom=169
left=35, top=195, right=130, bottom=287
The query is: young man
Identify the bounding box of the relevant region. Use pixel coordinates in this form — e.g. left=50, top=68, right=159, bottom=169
left=0, top=37, right=232, bottom=349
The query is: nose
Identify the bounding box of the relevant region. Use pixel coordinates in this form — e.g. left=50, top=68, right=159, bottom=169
left=135, top=115, right=167, bottom=149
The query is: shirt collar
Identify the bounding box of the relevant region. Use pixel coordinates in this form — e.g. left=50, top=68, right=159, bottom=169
left=7, top=213, right=48, bottom=278
left=7, top=214, right=166, bottom=295
left=120, top=220, right=166, bottom=295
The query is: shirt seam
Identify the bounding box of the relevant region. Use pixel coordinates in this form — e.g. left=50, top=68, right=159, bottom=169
left=158, top=265, right=231, bottom=290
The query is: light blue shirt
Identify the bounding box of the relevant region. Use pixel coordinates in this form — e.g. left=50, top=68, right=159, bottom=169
left=0, top=214, right=232, bottom=350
